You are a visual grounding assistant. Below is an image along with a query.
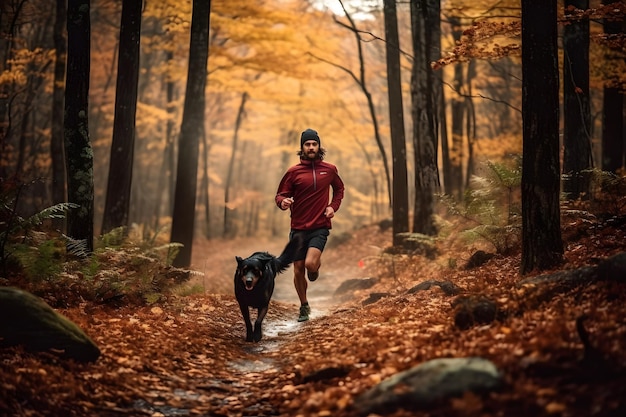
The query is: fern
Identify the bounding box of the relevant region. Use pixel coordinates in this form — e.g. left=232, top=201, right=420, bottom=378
left=587, top=169, right=626, bottom=216
left=97, top=226, right=128, bottom=248
left=10, top=240, right=64, bottom=282
left=440, top=158, right=522, bottom=255
left=1, top=180, right=78, bottom=273
left=64, top=235, right=91, bottom=258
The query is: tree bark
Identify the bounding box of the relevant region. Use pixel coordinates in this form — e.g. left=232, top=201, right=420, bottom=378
left=64, top=0, right=94, bottom=252
left=520, top=0, right=563, bottom=274
left=410, top=0, right=439, bottom=236
left=383, top=0, right=409, bottom=246
left=601, top=0, right=625, bottom=174
left=102, top=0, right=143, bottom=234
left=170, top=0, right=211, bottom=267
left=563, top=0, right=592, bottom=199
left=224, top=92, right=248, bottom=239
left=51, top=0, right=67, bottom=217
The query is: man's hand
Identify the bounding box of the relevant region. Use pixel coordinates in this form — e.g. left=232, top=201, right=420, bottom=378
left=325, top=206, right=335, bottom=218
left=281, top=197, right=294, bottom=210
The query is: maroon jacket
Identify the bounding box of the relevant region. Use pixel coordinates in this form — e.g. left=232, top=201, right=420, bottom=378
left=275, top=158, right=345, bottom=230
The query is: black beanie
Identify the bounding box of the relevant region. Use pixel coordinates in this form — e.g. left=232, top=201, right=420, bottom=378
left=300, top=128, right=320, bottom=147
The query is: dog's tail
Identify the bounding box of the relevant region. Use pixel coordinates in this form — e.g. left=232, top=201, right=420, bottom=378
left=275, top=234, right=304, bottom=274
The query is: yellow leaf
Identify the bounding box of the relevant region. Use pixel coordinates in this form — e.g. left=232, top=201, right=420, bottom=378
left=546, top=402, right=566, bottom=414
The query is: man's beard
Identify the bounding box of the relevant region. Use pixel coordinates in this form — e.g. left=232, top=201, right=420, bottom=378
left=303, top=150, right=319, bottom=160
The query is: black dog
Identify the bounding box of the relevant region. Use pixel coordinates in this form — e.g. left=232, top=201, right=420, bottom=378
left=234, top=236, right=301, bottom=342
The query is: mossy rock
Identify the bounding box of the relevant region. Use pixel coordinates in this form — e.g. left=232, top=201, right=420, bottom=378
left=0, top=287, right=100, bottom=362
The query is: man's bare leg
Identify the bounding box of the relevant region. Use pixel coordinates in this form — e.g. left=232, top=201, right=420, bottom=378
left=293, top=260, right=308, bottom=305
left=305, top=247, right=322, bottom=281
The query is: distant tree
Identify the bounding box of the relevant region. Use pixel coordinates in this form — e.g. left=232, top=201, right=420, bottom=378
left=170, top=0, right=211, bottom=267
left=223, top=92, right=248, bottom=239
left=51, top=0, right=67, bottom=213
left=328, top=0, right=392, bottom=209
left=520, top=0, right=563, bottom=274
left=562, top=0, right=592, bottom=200
left=101, top=0, right=143, bottom=234
left=447, top=15, right=468, bottom=201
left=64, top=0, right=94, bottom=252
left=152, top=43, right=178, bottom=232
left=410, top=0, right=439, bottom=235
left=383, top=0, right=409, bottom=245
left=601, top=0, right=625, bottom=174
left=430, top=0, right=447, bottom=199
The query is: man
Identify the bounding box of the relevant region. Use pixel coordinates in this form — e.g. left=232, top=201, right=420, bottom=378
left=275, top=128, right=345, bottom=322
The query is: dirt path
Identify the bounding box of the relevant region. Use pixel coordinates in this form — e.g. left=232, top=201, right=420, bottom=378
left=172, top=236, right=368, bottom=414
left=190, top=235, right=368, bottom=319
left=1, top=234, right=379, bottom=417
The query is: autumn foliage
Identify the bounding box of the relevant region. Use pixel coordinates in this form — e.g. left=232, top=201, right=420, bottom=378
left=1, top=191, right=626, bottom=416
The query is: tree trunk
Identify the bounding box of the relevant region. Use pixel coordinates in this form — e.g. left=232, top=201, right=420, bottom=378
left=520, top=0, right=563, bottom=274
left=224, top=92, right=248, bottom=239
left=563, top=0, right=592, bottom=200
left=201, top=127, right=211, bottom=238
left=336, top=3, right=392, bottom=209
left=465, top=60, right=477, bottom=189
left=102, top=0, right=143, bottom=234
left=64, top=0, right=94, bottom=252
left=153, top=53, right=176, bottom=233
left=170, top=0, right=211, bottom=267
left=410, top=0, right=438, bottom=236
left=449, top=16, right=464, bottom=200
left=383, top=0, right=409, bottom=246
left=601, top=0, right=625, bottom=174
left=51, top=0, right=67, bottom=218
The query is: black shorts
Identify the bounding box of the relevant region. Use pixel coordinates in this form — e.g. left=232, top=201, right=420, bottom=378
left=289, top=228, right=330, bottom=261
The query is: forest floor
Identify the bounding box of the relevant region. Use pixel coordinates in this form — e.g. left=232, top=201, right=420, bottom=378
left=1, top=215, right=626, bottom=417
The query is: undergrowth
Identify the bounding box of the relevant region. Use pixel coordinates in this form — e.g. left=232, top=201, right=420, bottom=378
left=0, top=178, right=201, bottom=308
left=439, top=161, right=626, bottom=256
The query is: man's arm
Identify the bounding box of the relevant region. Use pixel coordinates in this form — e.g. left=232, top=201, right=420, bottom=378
left=275, top=172, right=293, bottom=209
left=329, top=170, right=345, bottom=212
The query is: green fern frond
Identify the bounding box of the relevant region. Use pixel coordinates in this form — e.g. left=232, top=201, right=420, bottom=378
left=63, top=235, right=91, bottom=258
left=98, top=226, right=128, bottom=248
left=10, top=240, right=64, bottom=282
left=486, top=160, right=522, bottom=189
left=26, top=202, right=80, bottom=225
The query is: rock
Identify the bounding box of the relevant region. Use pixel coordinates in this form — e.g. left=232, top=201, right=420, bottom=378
left=355, top=357, right=502, bottom=415
left=0, top=287, right=100, bottom=362
left=301, top=365, right=352, bottom=383
left=513, top=252, right=626, bottom=311
left=378, top=218, right=393, bottom=232
left=334, top=277, right=378, bottom=295
left=395, top=232, right=438, bottom=259
left=408, top=280, right=462, bottom=296
left=597, top=252, right=626, bottom=283
left=362, top=292, right=390, bottom=306
left=452, top=295, right=498, bottom=329
left=464, top=250, right=495, bottom=269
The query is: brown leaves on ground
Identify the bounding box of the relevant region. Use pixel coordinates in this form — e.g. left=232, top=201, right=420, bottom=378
left=1, top=216, right=626, bottom=417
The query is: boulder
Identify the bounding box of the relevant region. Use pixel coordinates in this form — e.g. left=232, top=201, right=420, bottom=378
left=0, top=287, right=100, bottom=362
left=355, top=357, right=502, bottom=415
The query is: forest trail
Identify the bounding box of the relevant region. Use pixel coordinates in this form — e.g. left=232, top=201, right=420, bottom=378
left=153, top=234, right=369, bottom=413
left=190, top=234, right=371, bottom=317
left=4, top=224, right=625, bottom=417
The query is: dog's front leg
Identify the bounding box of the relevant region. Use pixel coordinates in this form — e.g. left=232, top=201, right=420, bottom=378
left=253, top=305, right=269, bottom=342
left=239, top=304, right=254, bottom=342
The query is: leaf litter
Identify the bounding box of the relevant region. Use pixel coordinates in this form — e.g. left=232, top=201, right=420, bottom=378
left=1, top=217, right=626, bottom=417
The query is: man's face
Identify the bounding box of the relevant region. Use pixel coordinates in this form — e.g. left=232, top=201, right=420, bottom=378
left=302, top=140, right=319, bottom=160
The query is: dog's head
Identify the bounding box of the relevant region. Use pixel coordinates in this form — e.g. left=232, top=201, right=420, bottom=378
left=235, top=255, right=266, bottom=291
